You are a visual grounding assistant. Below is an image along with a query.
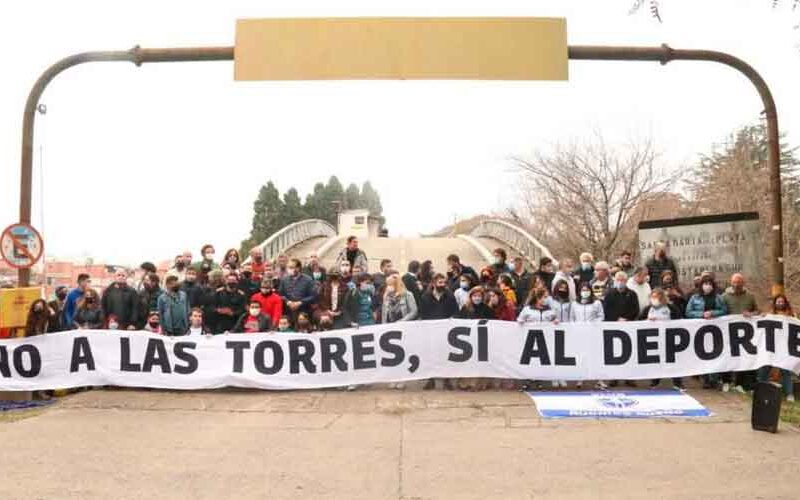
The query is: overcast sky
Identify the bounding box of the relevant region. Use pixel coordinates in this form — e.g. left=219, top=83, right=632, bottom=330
left=1, top=0, right=798, bottom=266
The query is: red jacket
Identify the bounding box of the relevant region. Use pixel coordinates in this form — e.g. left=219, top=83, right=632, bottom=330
left=251, top=292, right=282, bottom=329
left=493, top=301, right=516, bottom=321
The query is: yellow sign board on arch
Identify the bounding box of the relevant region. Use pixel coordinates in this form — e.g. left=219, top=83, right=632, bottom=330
left=234, top=17, right=568, bottom=81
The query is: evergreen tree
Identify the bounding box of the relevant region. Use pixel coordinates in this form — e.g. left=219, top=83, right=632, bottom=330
left=344, top=183, right=363, bottom=210
left=304, top=182, right=328, bottom=221
left=240, top=181, right=284, bottom=255
left=280, top=187, right=308, bottom=223
left=360, top=181, right=383, bottom=217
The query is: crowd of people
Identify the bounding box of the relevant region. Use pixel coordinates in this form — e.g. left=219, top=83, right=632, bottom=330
left=24, top=236, right=795, bottom=400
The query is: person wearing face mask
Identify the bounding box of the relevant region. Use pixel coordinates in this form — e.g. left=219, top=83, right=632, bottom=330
left=181, top=267, right=204, bottom=309
left=101, top=269, right=139, bottom=330
left=455, top=286, right=493, bottom=319
left=644, top=241, right=678, bottom=289
left=318, top=272, right=347, bottom=330
left=48, top=286, right=69, bottom=332
left=25, top=299, right=55, bottom=336
left=603, top=272, right=640, bottom=388
left=193, top=244, right=220, bottom=273
left=685, top=275, right=729, bottom=390
left=165, top=254, right=187, bottom=284
left=575, top=252, right=595, bottom=285
left=223, top=248, right=241, bottom=271
left=534, top=257, right=556, bottom=292
left=144, top=311, right=162, bottom=334
left=304, top=253, right=328, bottom=291
left=317, top=312, right=335, bottom=332
left=571, top=283, right=607, bottom=390
left=639, top=289, right=685, bottom=391
left=446, top=254, right=478, bottom=292
left=251, top=279, right=283, bottom=330
left=157, top=276, right=190, bottom=336
left=626, top=267, right=652, bottom=315
left=659, top=270, right=686, bottom=318
left=295, top=312, right=314, bottom=333
left=237, top=263, right=260, bottom=298
left=419, top=273, right=459, bottom=321
left=137, top=273, right=163, bottom=329
left=489, top=248, right=509, bottom=277
left=214, top=274, right=247, bottom=333
left=278, top=258, right=317, bottom=326
left=757, top=295, right=796, bottom=402
left=454, top=274, right=474, bottom=309
left=343, top=273, right=378, bottom=327
left=547, top=279, right=573, bottom=323
left=381, top=274, right=418, bottom=324
left=551, top=258, right=577, bottom=302
left=233, top=300, right=272, bottom=333
left=72, top=289, right=105, bottom=330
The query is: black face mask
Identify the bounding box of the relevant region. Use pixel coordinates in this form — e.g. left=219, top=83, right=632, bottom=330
left=56, top=292, right=67, bottom=301
left=176, top=262, right=186, bottom=271
left=242, top=271, right=253, bottom=280
left=227, top=282, right=238, bottom=289
left=170, top=285, right=181, bottom=293
left=85, top=297, right=95, bottom=304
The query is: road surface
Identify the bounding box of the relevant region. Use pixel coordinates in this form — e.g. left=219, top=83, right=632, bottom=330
left=1, top=383, right=798, bottom=499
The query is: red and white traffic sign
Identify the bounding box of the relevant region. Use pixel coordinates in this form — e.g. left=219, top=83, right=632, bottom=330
left=0, top=223, right=44, bottom=269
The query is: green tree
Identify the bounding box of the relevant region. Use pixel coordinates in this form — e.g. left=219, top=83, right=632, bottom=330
left=344, top=183, right=363, bottom=210
left=240, top=181, right=284, bottom=255
left=360, top=181, right=383, bottom=217
left=280, top=187, right=308, bottom=223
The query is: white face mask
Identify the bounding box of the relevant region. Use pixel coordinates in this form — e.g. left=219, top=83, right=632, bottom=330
left=108, top=322, right=119, bottom=330
left=204, top=252, right=214, bottom=260
left=460, top=281, right=469, bottom=290
left=580, top=291, right=591, bottom=300
left=249, top=308, right=260, bottom=316
left=493, top=256, right=502, bottom=265
left=651, top=299, right=662, bottom=307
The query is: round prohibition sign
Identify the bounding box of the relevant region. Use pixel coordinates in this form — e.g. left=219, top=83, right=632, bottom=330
left=0, top=223, right=44, bottom=269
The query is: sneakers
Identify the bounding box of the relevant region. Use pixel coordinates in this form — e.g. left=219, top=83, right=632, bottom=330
left=595, top=381, right=609, bottom=391
left=649, top=381, right=660, bottom=390
left=576, top=381, right=583, bottom=389
left=722, top=383, right=731, bottom=393
left=346, top=385, right=357, bottom=391
left=551, top=381, right=560, bottom=388
left=673, top=384, right=686, bottom=392
left=787, top=394, right=796, bottom=403
left=733, top=385, right=747, bottom=394
left=395, top=382, right=405, bottom=390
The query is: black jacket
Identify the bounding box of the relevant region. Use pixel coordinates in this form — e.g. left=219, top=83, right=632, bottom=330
left=419, top=289, right=459, bottom=320
left=533, top=270, right=555, bottom=291
left=181, top=281, right=205, bottom=309
left=213, top=287, right=247, bottom=333
left=403, top=273, right=423, bottom=308
left=644, top=256, right=678, bottom=288
left=454, top=303, right=494, bottom=319
left=233, top=313, right=272, bottom=333
left=603, top=289, right=640, bottom=321
left=447, top=264, right=478, bottom=291
left=101, top=283, right=139, bottom=329
left=138, top=286, right=163, bottom=329
left=511, top=270, right=533, bottom=306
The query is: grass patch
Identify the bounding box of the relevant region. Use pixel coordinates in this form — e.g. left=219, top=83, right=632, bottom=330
left=0, top=408, right=45, bottom=424
left=780, top=399, right=800, bottom=426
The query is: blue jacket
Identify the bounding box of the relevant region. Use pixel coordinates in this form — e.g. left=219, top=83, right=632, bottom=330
left=62, top=288, right=85, bottom=329
left=684, top=293, right=727, bottom=319
left=278, top=273, right=317, bottom=306
left=157, top=290, right=189, bottom=335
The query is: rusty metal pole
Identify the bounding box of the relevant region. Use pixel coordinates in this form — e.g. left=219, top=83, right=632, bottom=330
left=569, top=44, right=784, bottom=296
left=17, top=43, right=783, bottom=294
left=17, top=46, right=234, bottom=287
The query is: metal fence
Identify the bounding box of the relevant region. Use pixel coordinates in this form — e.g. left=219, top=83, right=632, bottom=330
left=257, top=219, right=337, bottom=262
left=470, top=220, right=554, bottom=265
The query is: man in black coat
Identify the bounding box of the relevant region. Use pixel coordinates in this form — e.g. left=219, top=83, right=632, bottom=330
left=603, top=272, right=640, bottom=321
left=102, top=269, right=140, bottom=330
left=419, top=273, right=459, bottom=320
left=446, top=254, right=478, bottom=291
left=403, top=260, right=424, bottom=308
left=214, top=274, right=247, bottom=333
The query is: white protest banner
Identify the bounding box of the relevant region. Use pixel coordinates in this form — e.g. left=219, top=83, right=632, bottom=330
left=1, top=316, right=800, bottom=391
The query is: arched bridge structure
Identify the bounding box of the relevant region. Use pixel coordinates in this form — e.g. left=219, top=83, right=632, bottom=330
left=251, top=219, right=554, bottom=274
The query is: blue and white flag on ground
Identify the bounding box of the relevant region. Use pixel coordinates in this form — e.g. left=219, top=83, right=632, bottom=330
left=527, top=390, right=712, bottom=419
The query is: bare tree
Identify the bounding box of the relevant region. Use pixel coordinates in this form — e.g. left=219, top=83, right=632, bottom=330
left=511, top=137, right=675, bottom=261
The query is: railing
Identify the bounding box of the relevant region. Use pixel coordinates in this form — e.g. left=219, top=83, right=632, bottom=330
left=256, top=219, right=337, bottom=262
left=470, top=219, right=555, bottom=265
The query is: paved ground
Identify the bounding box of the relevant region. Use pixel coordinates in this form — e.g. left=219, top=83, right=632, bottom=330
left=1, top=383, right=798, bottom=500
